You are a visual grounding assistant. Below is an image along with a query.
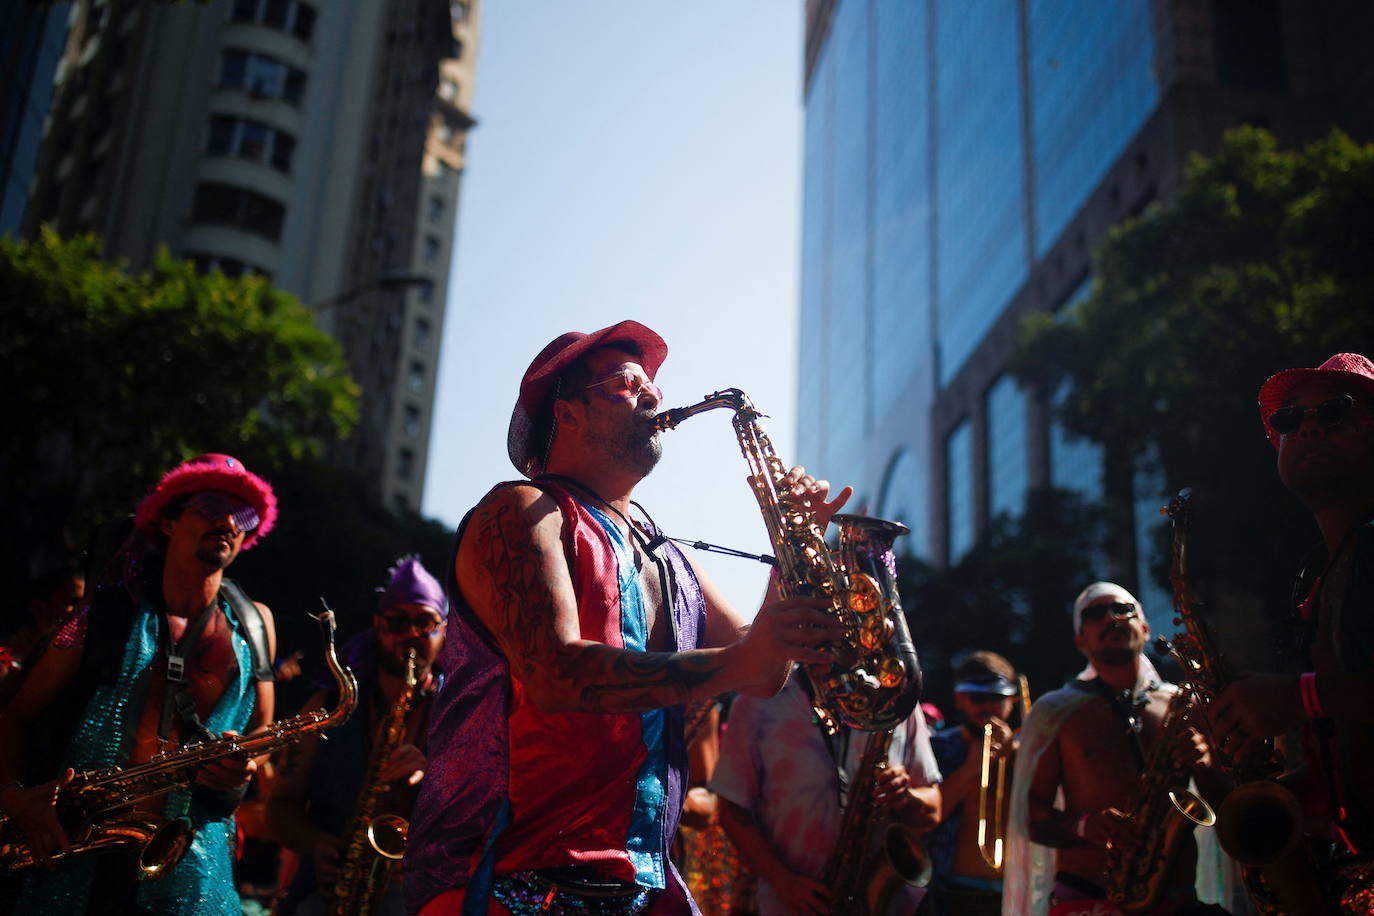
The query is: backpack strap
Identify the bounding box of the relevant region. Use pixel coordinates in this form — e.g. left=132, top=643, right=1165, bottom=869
left=221, top=579, right=275, bottom=682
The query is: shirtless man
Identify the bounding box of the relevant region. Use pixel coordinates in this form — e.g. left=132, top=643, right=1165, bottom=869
left=1006, top=582, right=1223, bottom=916
left=0, top=454, right=278, bottom=915
left=404, top=320, right=851, bottom=915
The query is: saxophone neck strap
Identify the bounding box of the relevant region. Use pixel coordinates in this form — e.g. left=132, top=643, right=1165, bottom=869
left=157, top=597, right=222, bottom=745
left=1071, top=676, right=1158, bottom=771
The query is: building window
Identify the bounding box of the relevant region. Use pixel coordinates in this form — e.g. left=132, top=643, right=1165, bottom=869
left=403, top=405, right=422, bottom=439
left=219, top=49, right=307, bottom=106
left=423, top=234, right=441, bottom=264
left=397, top=447, right=415, bottom=480
left=187, top=250, right=272, bottom=280
left=439, top=78, right=458, bottom=101
left=449, top=1, right=468, bottom=23
left=231, top=0, right=317, bottom=43
left=1050, top=381, right=1103, bottom=499
left=947, top=420, right=974, bottom=562
left=428, top=195, right=445, bottom=223
left=408, top=361, right=425, bottom=394
left=190, top=182, right=286, bottom=240
left=393, top=493, right=410, bottom=511
left=414, top=317, right=431, bottom=351
left=986, top=375, right=1028, bottom=519
left=206, top=115, right=296, bottom=173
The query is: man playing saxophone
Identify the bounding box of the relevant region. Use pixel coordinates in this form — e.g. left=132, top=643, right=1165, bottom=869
left=268, top=555, right=448, bottom=916
left=0, top=454, right=279, bottom=915
left=926, top=651, right=1022, bottom=916
left=712, top=666, right=941, bottom=915
left=403, top=320, right=855, bottom=916
left=1003, top=583, right=1229, bottom=916
left=1211, top=353, right=1374, bottom=909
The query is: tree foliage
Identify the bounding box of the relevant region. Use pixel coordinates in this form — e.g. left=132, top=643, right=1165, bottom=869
left=1011, top=127, right=1374, bottom=666
left=903, top=487, right=1107, bottom=706
left=3, top=228, right=359, bottom=581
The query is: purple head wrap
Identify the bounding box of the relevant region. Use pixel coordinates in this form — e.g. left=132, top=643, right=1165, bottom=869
left=376, top=555, right=447, bottom=618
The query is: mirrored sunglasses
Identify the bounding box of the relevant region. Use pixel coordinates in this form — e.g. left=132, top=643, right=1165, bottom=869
left=1267, top=394, right=1362, bottom=436
left=187, top=491, right=260, bottom=533
left=1079, top=601, right=1138, bottom=626
left=582, top=367, right=662, bottom=403
left=377, top=613, right=443, bottom=636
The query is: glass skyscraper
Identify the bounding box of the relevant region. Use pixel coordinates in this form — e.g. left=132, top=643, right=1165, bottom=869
left=796, top=0, right=1371, bottom=608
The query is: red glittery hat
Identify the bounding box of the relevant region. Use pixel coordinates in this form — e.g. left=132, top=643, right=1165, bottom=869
left=1257, top=353, right=1374, bottom=448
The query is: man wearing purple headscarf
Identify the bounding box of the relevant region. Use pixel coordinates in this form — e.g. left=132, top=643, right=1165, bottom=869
left=268, top=555, right=448, bottom=916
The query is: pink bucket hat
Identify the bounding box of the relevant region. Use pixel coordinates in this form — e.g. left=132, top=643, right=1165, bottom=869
left=507, top=320, right=667, bottom=477
left=134, top=454, right=278, bottom=549
left=1257, top=353, right=1374, bottom=448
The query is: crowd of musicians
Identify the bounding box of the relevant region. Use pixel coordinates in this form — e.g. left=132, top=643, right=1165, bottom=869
left=1, top=321, right=1371, bottom=916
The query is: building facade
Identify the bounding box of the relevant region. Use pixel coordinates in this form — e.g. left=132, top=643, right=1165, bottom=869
left=796, top=0, right=1374, bottom=628
left=1, top=2, right=70, bottom=237
left=23, top=0, right=480, bottom=510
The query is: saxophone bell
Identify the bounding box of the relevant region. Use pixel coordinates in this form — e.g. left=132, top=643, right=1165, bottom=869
left=365, top=813, right=408, bottom=861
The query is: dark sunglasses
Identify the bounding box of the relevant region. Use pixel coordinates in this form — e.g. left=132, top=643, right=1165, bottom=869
left=186, top=491, right=260, bottom=533
left=1267, top=394, right=1363, bottom=436
left=1079, top=601, right=1138, bottom=626
left=377, top=613, right=443, bottom=636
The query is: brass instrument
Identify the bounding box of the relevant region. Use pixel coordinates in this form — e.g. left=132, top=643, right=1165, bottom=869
left=1104, top=684, right=1217, bottom=913
left=1161, top=489, right=1325, bottom=915
left=328, top=648, right=421, bottom=916
left=655, top=389, right=922, bottom=733
left=822, top=728, right=932, bottom=915
left=0, top=604, right=357, bottom=876
left=976, top=674, right=1028, bottom=872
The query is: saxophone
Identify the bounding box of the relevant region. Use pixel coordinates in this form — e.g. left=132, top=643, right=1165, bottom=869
left=327, top=648, right=421, bottom=916
left=655, top=388, right=922, bottom=733
left=821, top=728, right=931, bottom=915
left=1161, top=488, right=1325, bottom=915
left=0, top=604, right=357, bottom=876
left=1104, top=684, right=1217, bottom=913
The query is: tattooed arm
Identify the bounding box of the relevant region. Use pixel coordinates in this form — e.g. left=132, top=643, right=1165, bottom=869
left=457, top=484, right=845, bottom=715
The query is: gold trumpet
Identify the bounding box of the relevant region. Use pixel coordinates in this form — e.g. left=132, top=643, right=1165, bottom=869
left=977, top=674, right=1030, bottom=871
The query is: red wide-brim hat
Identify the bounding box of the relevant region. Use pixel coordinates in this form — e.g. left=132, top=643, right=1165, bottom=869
left=507, top=320, right=667, bottom=477
left=1257, top=352, right=1374, bottom=448
left=133, top=453, right=278, bottom=548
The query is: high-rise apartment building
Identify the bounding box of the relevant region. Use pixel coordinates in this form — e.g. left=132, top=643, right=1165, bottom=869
left=1, top=3, right=70, bottom=236
left=23, top=0, right=480, bottom=510
left=796, top=0, right=1374, bottom=629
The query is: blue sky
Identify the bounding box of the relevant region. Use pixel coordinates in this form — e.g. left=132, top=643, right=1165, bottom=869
left=423, top=2, right=808, bottom=613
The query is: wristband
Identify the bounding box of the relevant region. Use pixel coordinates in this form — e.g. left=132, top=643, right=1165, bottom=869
left=1075, top=812, right=1090, bottom=839
left=1300, top=671, right=1326, bottom=719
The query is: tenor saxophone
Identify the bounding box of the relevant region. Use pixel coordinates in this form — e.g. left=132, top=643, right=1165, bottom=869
left=0, top=603, right=357, bottom=877
left=1161, top=489, right=1325, bottom=915
left=655, top=388, right=922, bottom=733
left=1104, top=684, right=1217, bottom=913
left=327, top=648, right=421, bottom=916
left=821, top=728, right=931, bottom=915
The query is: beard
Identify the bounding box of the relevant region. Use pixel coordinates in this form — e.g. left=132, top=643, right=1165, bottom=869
left=194, top=537, right=236, bottom=571
left=587, top=414, right=662, bottom=475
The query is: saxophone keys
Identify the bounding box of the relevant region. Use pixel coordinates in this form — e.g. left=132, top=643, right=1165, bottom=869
left=877, top=656, right=906, bottom=689
left=858, top=615, right=893, bottom=651
left=846, top=573, right=882, bottom=615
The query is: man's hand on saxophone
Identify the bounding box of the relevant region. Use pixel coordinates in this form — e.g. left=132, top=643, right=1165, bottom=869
left=0, top=769, right=75, bottom=866
left=376, top=742, right=427, bottom=786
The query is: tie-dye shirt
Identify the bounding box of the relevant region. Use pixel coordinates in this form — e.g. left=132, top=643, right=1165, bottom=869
left=712, top=676, right=942, bottom=916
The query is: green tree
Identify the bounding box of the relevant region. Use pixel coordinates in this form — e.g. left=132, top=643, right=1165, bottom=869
left=1012, top=127, right=1374, bottom=668
left=3, top=228, right=359, bottom=584
left=902, top=487, right=1106, bottom=708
